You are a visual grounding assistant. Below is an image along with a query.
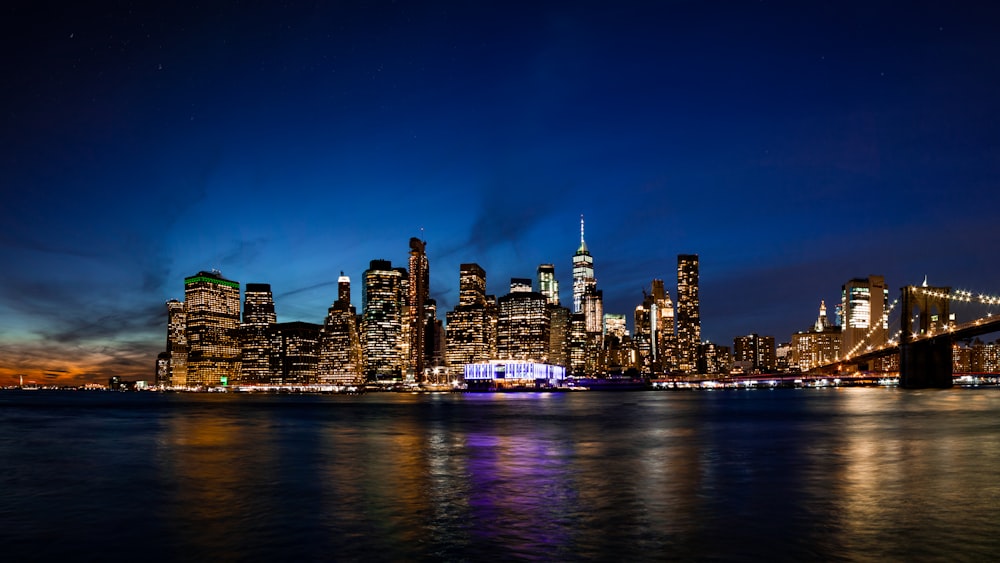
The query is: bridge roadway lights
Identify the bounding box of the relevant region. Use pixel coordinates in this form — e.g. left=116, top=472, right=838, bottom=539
left=899, top=338, right=953, bottom=389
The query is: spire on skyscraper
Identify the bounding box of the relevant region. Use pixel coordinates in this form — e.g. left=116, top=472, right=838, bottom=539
left=578, top=214, right=588, bottom=253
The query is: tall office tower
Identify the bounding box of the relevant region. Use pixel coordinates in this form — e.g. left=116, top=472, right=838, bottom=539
left=676, top=254, right=701, bottom=373
left=497, top=289, right=550, bottom=362
left=165, top=299, right=187, bottom=387
left=733, top=333, right=776, bottom=374
left=537, top=264, right=560, bottom=306
left=459, top=262, right=487, bottom=307
left=317, top=273, right=363, bottom=385
left=633, top=301, right=653, bottom=373
left=240, top=283, right=277, bottom=384
left=572, top=216, right=596, bottom=313
left=650, top=279, right=677, bottom=371
left=548, top=305, right=570, bottom=367
left=510, top=278, right=533, bottom=293
left=408, top=238, right=430, bottom=381
left=445, top=264, right=492, bottom=377
left=841, top=275, right=888, bottom=356
left=567, top=313, right=588, bottom=374
left=184, top=270, right=241, bottom=387
left=582, top=290, right=604, bottom=333
left=271, top=321, right=321, bottom=384
left=362, top=260, right=406, bottom=380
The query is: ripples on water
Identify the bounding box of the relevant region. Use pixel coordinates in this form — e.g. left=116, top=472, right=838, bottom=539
left=2, top=389, right=1000, bottom=561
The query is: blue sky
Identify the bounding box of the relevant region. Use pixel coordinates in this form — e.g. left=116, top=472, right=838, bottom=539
left=3, top=1, right=1000, bottom=384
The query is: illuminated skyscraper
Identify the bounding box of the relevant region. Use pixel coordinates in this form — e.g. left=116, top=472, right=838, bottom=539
left=841, top=275, right=888, bottom=356
left=408, top=237, right=430, bottom=380
left=537, top=264, right=560, bottom=306
left=581, top=290, right=603, bottom=334
left=676, top=255, right=701, bottom=373
left=445, top=263, right=493, bottom=377
left=497, top=289, right=550, bottom=362
left=270, top=321, right=321, bottom=384
left=572, top=216, right=596, bottom=313
left=240, top=283, right=276, bottom=384
left=184, top=270, right=241, bottom=387
left=165, top=299, right=187, bottom=387
left=317, top=272, right=363, bottom=385
left=363, top=259, right=406, bottom=380
left=547, top=305, right=570, bottom=367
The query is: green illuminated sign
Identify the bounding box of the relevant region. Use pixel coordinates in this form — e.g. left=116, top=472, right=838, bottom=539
left=184, top=276, right=240, bottom=288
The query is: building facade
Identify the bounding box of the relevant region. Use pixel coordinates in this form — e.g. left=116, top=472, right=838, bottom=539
left=676, top=255, right=701, bottom=373
left=240, top=283, right=276, bottom=384
left=317, top=273, right=363, bottom=385
left=841, top=275, right=888, bottom=358
left=184, top=271, right=241, bottom=387
left=362, top=260, right=407, bottom=380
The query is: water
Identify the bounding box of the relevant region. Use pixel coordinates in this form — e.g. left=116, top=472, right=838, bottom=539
left=2, top=388, right=1000, bottom=561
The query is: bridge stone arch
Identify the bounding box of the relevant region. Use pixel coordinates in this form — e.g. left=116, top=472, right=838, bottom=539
left=900, top=284, right=952, bottom=388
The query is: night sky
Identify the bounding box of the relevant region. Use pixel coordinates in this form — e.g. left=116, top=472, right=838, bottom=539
left=3, top=1, right=1000, bottom=385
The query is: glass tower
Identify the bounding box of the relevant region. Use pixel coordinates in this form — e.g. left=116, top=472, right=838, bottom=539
left=572, top=216, right=596, bottom=314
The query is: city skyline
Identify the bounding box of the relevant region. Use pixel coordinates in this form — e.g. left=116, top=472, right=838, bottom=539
left=3, top=2, right=1000, bottom=385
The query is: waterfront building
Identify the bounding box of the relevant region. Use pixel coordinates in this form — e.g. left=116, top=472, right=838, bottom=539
left=733, top=333, right=776, bottom=374
left=270, top=321, right=321, bottom=384
left=633, top=301, right=653, bottom=373
left=547, top=305, right=570, bottom=367
left=676, top=255, right=701, bottom=373
left=240, top=283, right=277, bottom=384
left=408, top=237, right=430, bottom=381
left=572, top=216, right=596, bottom=313
left=445, top=263, right=493, bottom=378
left=155, top=352, right=169, bottom=387
left=165, top=299, right=187, bottom=387
left=567, top=313, right=587, bottom=375
left=537, top=264, right=560, bottom=306
left=497, top=287, right=550, bottom=363
left=841, top=276, right=889, bottom=357
left=790, top=301, right=842, bottom=371
left=463, top=360, right=566, bottom=390
left=362, top=259, right=406, bottom=380
left=317, top=272, right=363, bottom=385
left=184, top=270, right=241, bottom=387
left=697, top=342, right=731, bottom=375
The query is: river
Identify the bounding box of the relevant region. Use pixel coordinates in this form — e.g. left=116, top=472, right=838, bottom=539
left=2, top=388, right=999, bottom=561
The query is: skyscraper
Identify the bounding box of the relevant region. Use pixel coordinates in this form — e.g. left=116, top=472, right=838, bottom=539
left=445, top=263, right=493, bottom=378
left=537, top=264, right=560, bottom=306
left=497, top=289, right=550, bottom=363
left=240, top=283, right=276, bottom=384
left=572, top=216, right=596, bottom=314
left=408, top=237, right=430, bottom=381
left=165, top=299, right=187, bottom=387
left=841, top=275, right=888, bottom=356
left=184, top=270, right=241, bottom=387
left=362, top=259, right=406, bottom=380
left=317, top=272, right=363, bottom=385
left=676, top=255, right=701, bottom=373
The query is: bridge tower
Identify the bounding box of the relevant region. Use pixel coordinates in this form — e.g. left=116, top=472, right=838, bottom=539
left=900, top=284, right=952, bottom=389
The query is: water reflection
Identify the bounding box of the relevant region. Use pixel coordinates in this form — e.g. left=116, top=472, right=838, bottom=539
left=4, top=389, right=1000, bottom=560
